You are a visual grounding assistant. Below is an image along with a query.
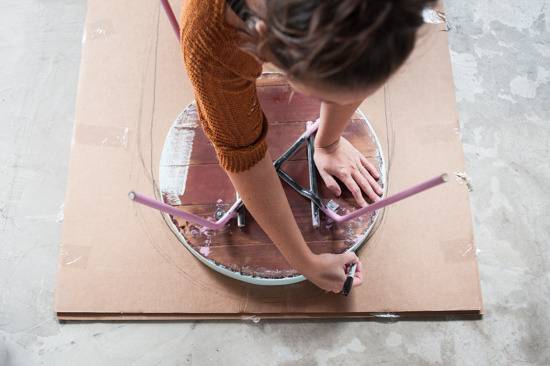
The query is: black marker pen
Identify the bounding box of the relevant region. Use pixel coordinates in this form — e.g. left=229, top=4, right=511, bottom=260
left=341, top=262, right=357, bottom=296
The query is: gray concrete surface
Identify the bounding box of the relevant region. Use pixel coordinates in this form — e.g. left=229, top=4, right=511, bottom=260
left=1, top=0, right=549, bottom=365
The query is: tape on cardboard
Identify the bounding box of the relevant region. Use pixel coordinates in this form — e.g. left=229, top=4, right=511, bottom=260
left=82, top=19, right=115, bottom=43
left=72, top=124, right=129, bottom=149
left=440, top=239, right=476, bottom=263
left=415, top=122, right=461, bottom=145
left=422, top=8, right=446, bottom=25
left=60, top=245, right=91, bottom=269
left=454, top=171, right=474, bottom=192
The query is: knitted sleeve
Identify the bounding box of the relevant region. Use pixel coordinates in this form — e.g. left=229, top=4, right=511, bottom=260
left=180, top=5, right=268, bottom=173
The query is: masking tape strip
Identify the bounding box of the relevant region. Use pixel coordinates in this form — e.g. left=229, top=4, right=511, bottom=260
left=82, top=19, right=115, bottom=43
left=440, top=239, right=476, bottom=263
left=422, top=8, right=446, bottom=24
left=415, top=123, right=460, bottom=144
left=240, top=315, right=261, bottom=323
left=72, top=124, right=129, bottom=149
left=60, top=245, right=91, bottom=269
left=372, top=313, right=401, bottom=319
left=454, top=171, right=474, bottom=192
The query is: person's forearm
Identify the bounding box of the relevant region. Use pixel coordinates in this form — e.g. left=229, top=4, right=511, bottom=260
left=226, top=152, right=314, bottom=270
left=315, top=101, right=362, bottom=149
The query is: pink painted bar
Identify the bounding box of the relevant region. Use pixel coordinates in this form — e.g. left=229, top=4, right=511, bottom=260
left=160, top=0, right=180, bottom=39
left=129, top=121, right=446, bottom=230
left=129, top=191, right=240, bottom=230
left=128, top=123, right=319, bottom=230
left=129, top=173, right=447, bottom=230
left=322, top=174, right=449, bottom=222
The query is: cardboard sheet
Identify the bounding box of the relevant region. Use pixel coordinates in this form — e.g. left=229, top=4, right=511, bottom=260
left=55, top=0, right=483, bottom=320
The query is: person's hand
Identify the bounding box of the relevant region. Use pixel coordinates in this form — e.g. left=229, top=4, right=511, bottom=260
left=314, top=136, right=383, bottom=207
left=302, top=252, right=363, bottom=293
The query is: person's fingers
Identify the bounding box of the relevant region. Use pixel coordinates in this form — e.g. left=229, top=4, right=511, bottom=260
left=353, top=261, right=363, bottom=286
left=339, top=253, right=362, bottom=287
left=342, top=251, right=359, bottom=265
left=357, top=161, right=383, bottom=197
left=341, top=175, right=367, bottom=207
left=360, top=156, right=381, bottom=179
left=319, top=170, right=341, bottom=197
left=352, top=170, right=379, bottom=203
left=325, top=285, right=341, bottom=294
left=333, top=276, right=346, bottom=294
left=359, top=159, right=383, bottom=197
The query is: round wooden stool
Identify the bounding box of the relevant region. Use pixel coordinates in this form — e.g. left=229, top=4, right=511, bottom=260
left=159, top=74, right=386, bottom=285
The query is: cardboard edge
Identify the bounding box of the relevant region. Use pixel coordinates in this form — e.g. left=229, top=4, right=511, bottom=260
left=54, top=1, right=484, bottom=319
left=57, top=310, right=483, bottom=321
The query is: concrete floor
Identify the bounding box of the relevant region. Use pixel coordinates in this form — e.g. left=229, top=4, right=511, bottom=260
left=1, top=0, right=549, bottom=365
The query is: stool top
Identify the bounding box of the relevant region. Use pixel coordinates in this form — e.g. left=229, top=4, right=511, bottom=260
left=159, top=74, right=386, bottom=285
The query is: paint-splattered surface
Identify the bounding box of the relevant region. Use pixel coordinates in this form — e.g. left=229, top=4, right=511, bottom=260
left=159, top=76, right=384, bottom=280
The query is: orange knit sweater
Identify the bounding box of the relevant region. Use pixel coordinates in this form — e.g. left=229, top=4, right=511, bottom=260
left=180, top=0, right=268, bottom=172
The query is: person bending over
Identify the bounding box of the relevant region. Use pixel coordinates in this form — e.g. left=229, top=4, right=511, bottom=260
left=180, top=0, right=434, bottom=292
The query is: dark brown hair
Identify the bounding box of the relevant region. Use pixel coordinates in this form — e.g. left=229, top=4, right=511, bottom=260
left=256, top=0, right=435, bottom=89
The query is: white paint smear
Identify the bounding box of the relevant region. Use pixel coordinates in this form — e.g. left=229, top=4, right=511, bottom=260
left=159, top=104, right=199, bottom=196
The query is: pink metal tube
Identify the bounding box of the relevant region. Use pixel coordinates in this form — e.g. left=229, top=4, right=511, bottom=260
left=160, top=0, right=180, bottom=39
left=131, top=119, right=446, bottom=229
left=321, top=174, right=449, bottom=223
left=129, top=191, right=240, bottom=230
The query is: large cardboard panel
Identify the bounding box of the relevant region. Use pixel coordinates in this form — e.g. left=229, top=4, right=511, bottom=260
left=55, top=0, right=482, bottom=319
